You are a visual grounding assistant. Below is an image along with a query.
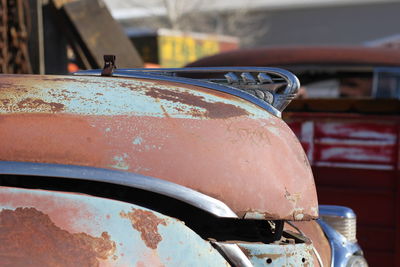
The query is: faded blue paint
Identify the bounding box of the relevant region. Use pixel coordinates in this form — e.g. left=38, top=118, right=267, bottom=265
left=132, top=136, right=143, bottom=145
left=0, top=186, right=229, bottom=266
left=237, top=242, right=314, bottom=266
left=0, top=75, right=272, bottom=120
left=111, top=153, right=130, bottom=170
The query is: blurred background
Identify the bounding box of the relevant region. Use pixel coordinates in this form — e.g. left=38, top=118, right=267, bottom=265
left=1, top=1, right=400, bottom=266
left=3, top=0, right=400, bottom=74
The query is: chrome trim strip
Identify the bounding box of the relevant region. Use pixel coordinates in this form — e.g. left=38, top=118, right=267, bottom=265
left=319, top=205, right=356, bottom=219
left=212, top=242, right=253, bottom=267
left=75, top=67, right=299, bottom=117
left=0, top=161, right=238, bottom=218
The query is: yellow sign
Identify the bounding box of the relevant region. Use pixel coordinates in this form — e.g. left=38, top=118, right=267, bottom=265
left=158, top=34, right=221, bottom=67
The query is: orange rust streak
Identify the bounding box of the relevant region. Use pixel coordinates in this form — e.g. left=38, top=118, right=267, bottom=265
left=0, top=187, right=97, bottom=234
left=0, top=207, right=116, bottom=267
left=144, top=86, right=249, bottom=119
left=120, top=209, right=166, bottom=249
left=16, top=97, right=64, bottom=112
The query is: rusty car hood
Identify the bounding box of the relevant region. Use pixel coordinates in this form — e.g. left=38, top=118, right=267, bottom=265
left=0, top=74, right=318, bottom=220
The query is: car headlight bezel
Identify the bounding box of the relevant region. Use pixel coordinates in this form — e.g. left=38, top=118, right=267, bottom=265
left=319, top=205, right=357, bottom=243
left=318, top=205, right=368, bottom=267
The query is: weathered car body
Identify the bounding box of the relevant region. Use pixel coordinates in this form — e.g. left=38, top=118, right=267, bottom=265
left=189, top=46, right=400, bottom=266
left=0, top=64, right=340, bottom=266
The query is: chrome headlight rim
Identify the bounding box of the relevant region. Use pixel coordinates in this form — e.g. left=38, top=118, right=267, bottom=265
left=319, top=205, right=357, bottom=243
left=318, top=215, right=368, bottom=267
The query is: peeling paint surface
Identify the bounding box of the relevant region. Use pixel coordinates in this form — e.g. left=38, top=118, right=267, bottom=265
left=237, top=242, right=314, bottom=266
left=0, top=207, right=116, bottom=267
left=0, top=186, right=229, bottom=266
left=0, top=74, right=318, bottom=220
left=120, top=209, right=167, bottom=249
left=285, top=221, right=332, bottom=267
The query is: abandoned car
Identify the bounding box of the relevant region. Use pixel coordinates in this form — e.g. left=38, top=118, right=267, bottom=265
left=0, top=58, right=366, bottom=266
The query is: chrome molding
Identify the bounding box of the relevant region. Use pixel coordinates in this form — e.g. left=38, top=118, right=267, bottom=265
left=75, top=67, right=300, bottom=117
left=212, top=242, right=253, bottom=267
left=0, top=161, right=238, bottom=218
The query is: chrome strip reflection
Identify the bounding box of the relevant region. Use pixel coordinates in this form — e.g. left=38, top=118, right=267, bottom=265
left=212, top=242, right=253, bottom=267
left=0, top=161, right=238, bottom=218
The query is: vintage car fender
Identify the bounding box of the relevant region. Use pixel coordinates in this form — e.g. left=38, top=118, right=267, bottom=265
left=0, top=72, right=317, bottom=221
left=0, top=185, right=230, bottom=266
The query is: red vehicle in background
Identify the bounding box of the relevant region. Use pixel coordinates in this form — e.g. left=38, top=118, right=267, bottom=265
left=189, top=46, right=400, bottom=266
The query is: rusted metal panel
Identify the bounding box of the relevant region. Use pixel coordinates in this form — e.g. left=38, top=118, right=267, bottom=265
left=0, top=74, right=318, bottom=220
left=0, top=186, right=229, bottom=266
left=236, top=242, right=314, bottom=266
left=285, top=221, right=332, bottom=267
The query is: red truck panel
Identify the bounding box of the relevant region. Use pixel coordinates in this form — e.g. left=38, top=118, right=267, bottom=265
left=285, top=111, right=400, bottom=267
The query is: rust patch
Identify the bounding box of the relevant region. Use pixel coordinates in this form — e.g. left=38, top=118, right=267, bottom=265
left=254, top=253, right=283, bottom=260
left=145, top=87, right=249, bottom=119
left=118, top=81, right=140, bottom=90
left=40, top=77, right=94, bottom=84
left=16, top=98, right=64, bottom=112
left=120, top=208, right=167, bottom=249
left=0, top=207, right=116, bottom=266
left=0, top=99, right=10, bottom=105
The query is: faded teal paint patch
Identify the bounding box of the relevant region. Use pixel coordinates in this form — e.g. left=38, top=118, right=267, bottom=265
left=111, top=153, right=130, bottom=170
left=237, top=242, right=314, bottom=266
left=132, top=136, right=143, bottom=145
left=0, top=75, right=274, bottom=120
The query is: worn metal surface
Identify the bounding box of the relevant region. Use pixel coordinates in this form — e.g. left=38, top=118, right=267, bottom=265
left=0, top=74, right=318, bottom=220
left=111, top=67, right=300, bottom=113
left=236, top=241, right=314, bottom=266
left=0, top=186, right=229, bottom=266
left=286, top=220, right=332, bottom=267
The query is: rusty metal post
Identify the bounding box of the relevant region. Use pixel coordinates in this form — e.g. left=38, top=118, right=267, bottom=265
left=0, top=0, right=8, bottom=73
left=0, top=0, right=32, bottom=74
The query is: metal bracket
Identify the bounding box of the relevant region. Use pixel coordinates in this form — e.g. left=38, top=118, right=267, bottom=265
left=101, top=55, right=116, bottom=76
